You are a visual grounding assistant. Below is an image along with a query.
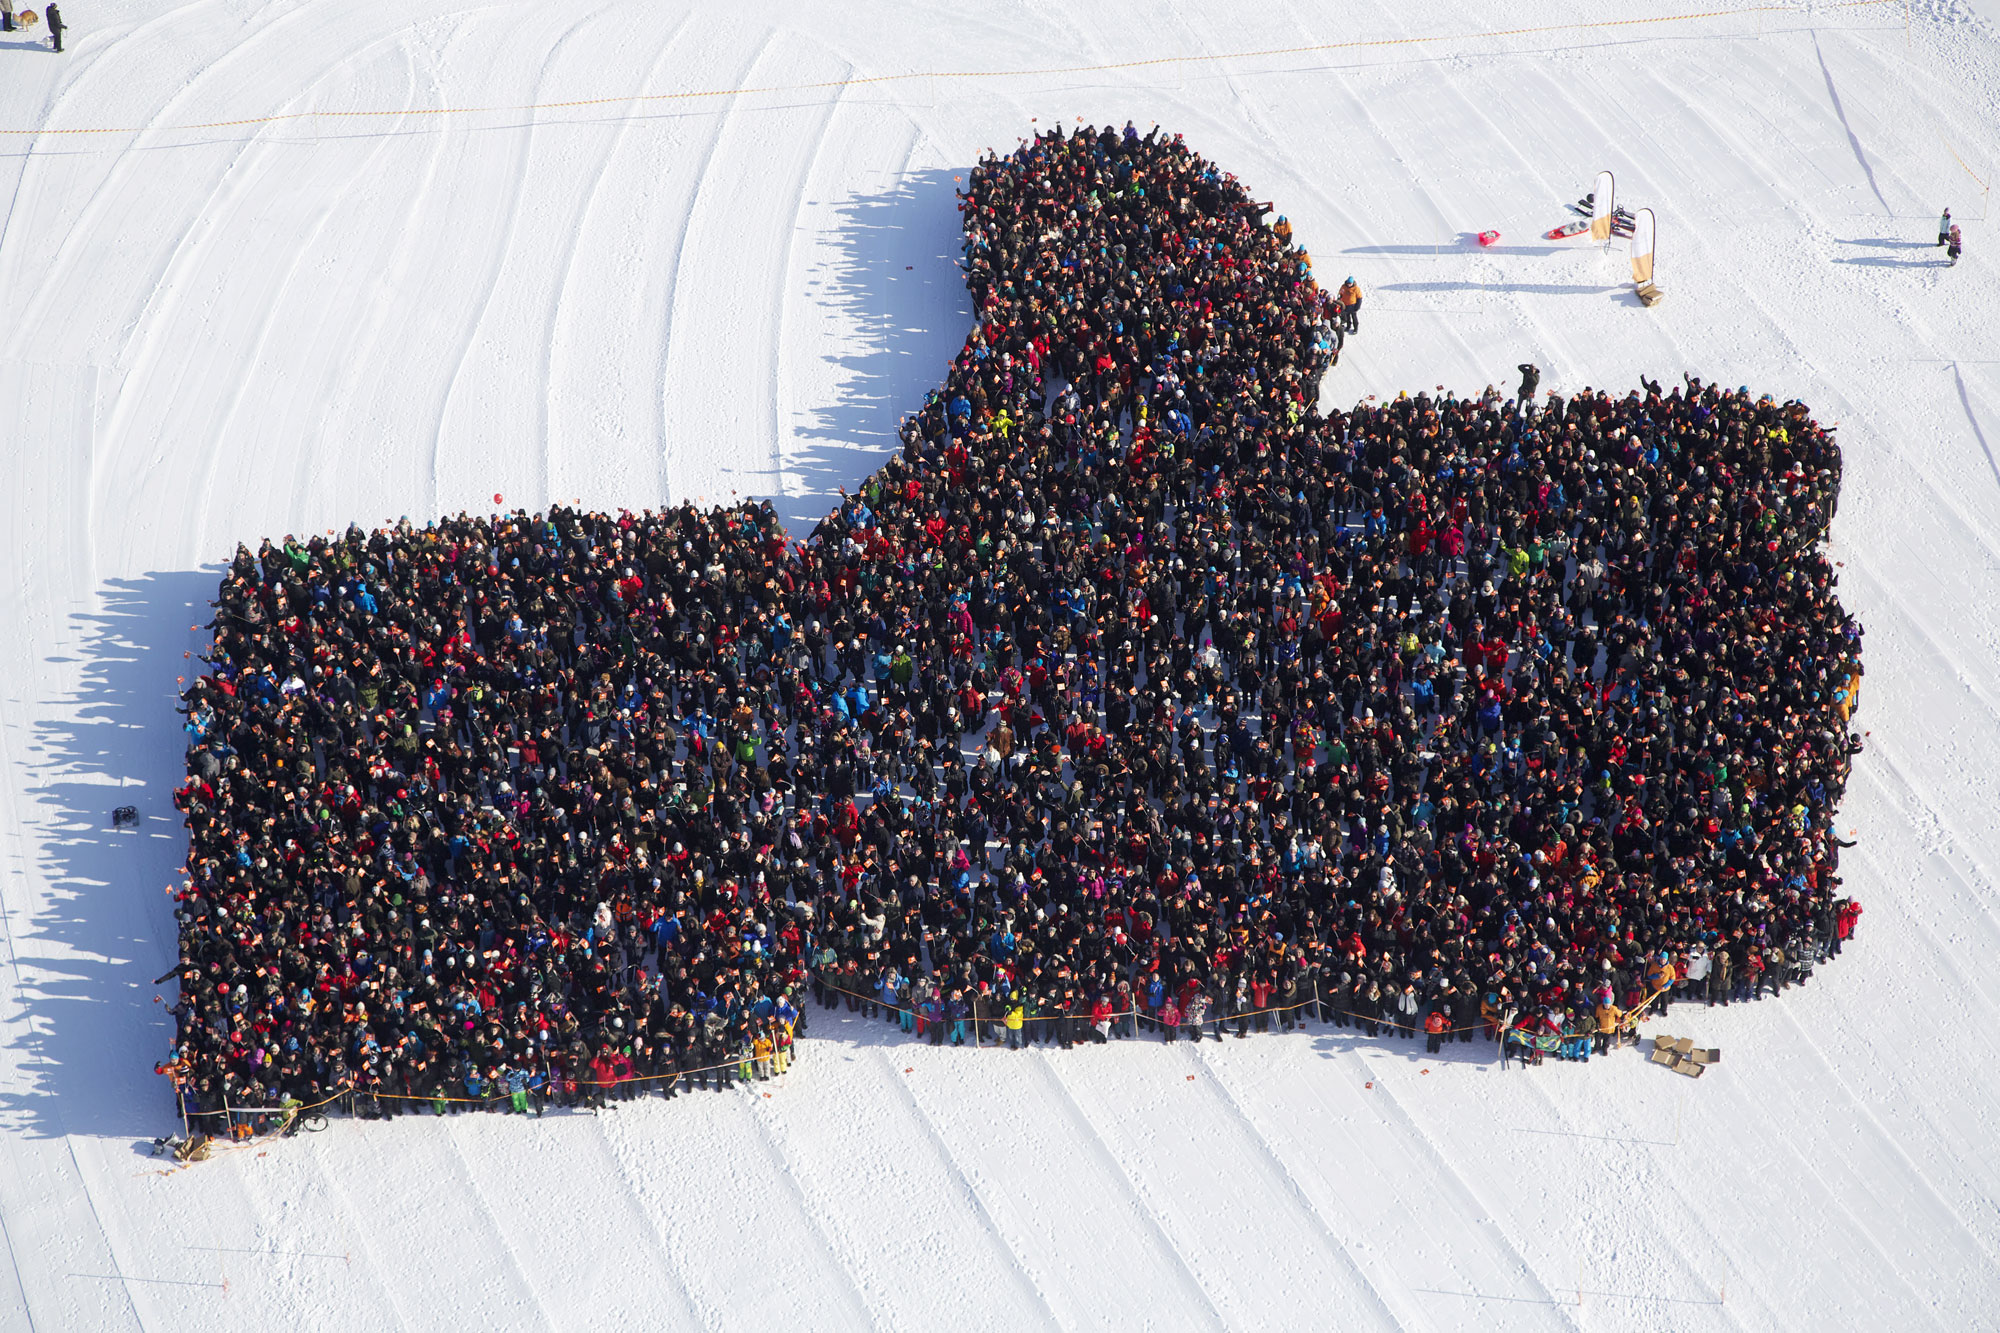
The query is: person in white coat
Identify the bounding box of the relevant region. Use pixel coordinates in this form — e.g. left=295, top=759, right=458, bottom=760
left=1684, top=943, right=1713, bottom=999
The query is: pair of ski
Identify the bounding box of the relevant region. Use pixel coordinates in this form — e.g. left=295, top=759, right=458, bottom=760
left=1545, top=198, right=1636, bottom=241
left=1565, top=195, right=1634, bottom=222
left=1544, top=172, right=1636, bottom=241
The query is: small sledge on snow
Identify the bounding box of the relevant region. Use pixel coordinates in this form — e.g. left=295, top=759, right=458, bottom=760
left=150, top=1134, right=212, bottom=1162
left=1548, top=173, right=1636, bottom=240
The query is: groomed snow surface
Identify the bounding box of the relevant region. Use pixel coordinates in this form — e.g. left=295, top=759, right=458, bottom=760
left=4, top=0, right=2000, bottom=1328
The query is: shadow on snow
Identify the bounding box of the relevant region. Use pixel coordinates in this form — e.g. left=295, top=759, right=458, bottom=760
left=773, top=164, right=973, bottom=537
left=3, top=571, right=219, bottom=1142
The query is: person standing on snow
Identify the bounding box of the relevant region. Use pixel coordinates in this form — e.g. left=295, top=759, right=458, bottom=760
left=1685, top=942, right=1713, bottom=1000
left=1337, top=276, right=1363, bottom=333
left=1939, top=208, right=1953, bottom=247
left=2, top=0, right=15, bottom=35
left=1948, top=223, right=1963, bottom=267
left=1592, top=1001, right=1623, bottom=1056
left=43, top=0, right=61, bottom=51
left=1517, top=362, right=1541, bottom=407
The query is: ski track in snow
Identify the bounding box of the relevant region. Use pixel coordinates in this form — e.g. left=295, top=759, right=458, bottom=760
left=1009, top=1053, right=1233, bottom=1330
left=7, top=1, right=2000, bottom=1328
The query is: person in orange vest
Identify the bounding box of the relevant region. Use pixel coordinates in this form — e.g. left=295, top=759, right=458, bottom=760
left=1593, top=1001, right=1623, bottom=1056
left=1337, top=276, right=1363, bottom=333
left=1477, top=990, right=1498, bottom=1041
left=751, top=1029, right=774, bottom=1080
left=1643, top=950, right=1677, bottom=1015
left=1423, top=1006, right=1449, bottom=1054
left=771, top=1021, right=793, bottom=1075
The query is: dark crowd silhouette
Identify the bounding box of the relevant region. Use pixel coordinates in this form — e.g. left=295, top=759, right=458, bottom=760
left=161, top=122, right=1863, bottom=1132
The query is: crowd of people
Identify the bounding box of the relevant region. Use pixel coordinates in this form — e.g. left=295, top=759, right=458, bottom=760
left=164, top=122, right=1864, bottom=1128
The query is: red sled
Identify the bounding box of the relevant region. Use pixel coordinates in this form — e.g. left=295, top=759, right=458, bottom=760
left=1544, top=219, right=1590, bottom=240
left=1476, top=230, right=1501, bottom=247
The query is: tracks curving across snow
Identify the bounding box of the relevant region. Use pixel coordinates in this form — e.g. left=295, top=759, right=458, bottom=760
left=4, top=1, right=2000, bottom=1328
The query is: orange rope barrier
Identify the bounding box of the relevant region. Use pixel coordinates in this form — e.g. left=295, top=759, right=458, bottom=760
left=165, top=1031, right=799, bottom=1133
left=180, top=1081, right=353, bottom=1121
left=815, top=971, right=1697, bottom=1045
left=817, top=975, right=1501, bottom=1037
left=0, top=0, right=1900, bottom=138
left=151, top=976, right=1695, bottom=1164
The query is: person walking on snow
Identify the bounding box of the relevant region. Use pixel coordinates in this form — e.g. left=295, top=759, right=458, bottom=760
left=1337, top=276, right=1363, bottom=333
left=1948, top=223, right=1962, bottom=267
left=1940, top=208, right=1953, bottom=246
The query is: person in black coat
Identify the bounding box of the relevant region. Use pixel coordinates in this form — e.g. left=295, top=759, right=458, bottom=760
left=1517, top=362, right=1540, bottom=405
left=44, top=1, right=62, bottom=50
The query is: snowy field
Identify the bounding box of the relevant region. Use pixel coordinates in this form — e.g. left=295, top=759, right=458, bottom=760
left=4, top=0, right=2000, bottom=1328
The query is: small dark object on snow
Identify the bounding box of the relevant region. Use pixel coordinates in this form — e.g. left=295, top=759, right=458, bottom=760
left=111, top=805, right=138, bottom=828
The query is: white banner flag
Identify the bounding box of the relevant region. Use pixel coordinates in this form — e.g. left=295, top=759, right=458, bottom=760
left=1590, top=170, right=1616, bottom=242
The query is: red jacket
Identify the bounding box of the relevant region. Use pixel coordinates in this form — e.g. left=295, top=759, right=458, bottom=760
left=1837, top=902, right=1863, bottom=940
